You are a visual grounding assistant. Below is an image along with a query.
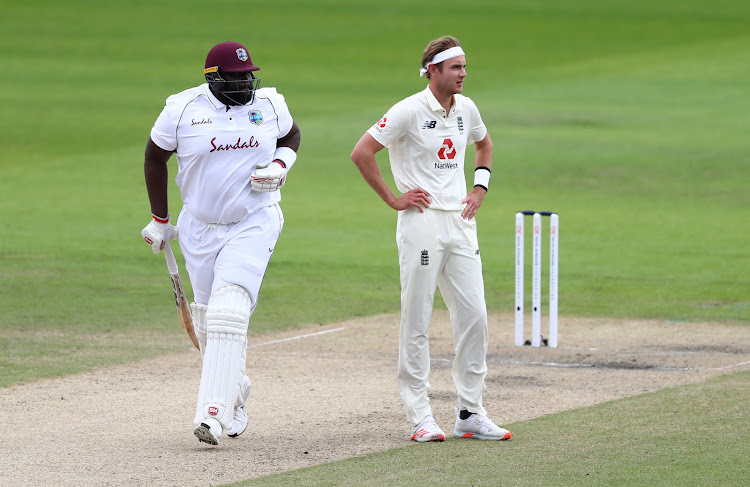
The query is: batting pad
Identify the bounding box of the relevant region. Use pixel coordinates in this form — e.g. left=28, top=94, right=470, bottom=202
left=190, top=302, right=208, bottom=358
left=194, top=285, right=252, bottom=429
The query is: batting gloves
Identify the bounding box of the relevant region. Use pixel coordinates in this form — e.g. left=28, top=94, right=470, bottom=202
left=141, top=214, right=179, bottom=254
left=251, top=160, right=287, bottom=192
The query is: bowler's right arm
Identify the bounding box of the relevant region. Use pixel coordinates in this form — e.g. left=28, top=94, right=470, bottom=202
left=350, top=133, right=430, bottom=212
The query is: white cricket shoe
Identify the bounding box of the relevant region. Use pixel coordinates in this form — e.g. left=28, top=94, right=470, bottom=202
left=194, top=417, right=222, bottom=445
left=454, top=409, right=512, bottom=441
left=227, top=375, right=252, bottom=438
left=411, top=415, right=446, bottom=442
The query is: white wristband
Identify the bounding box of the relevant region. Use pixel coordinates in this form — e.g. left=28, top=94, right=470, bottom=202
left=273, top=146, right=297, bottom=169
left=473, top=167, right=491, bottom=191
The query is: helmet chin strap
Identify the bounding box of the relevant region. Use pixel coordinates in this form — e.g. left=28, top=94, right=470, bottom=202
left=206, top=74, right=260, bottom=107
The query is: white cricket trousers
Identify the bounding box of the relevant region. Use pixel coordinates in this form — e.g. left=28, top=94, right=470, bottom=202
left=176, top=204, right=284, bottom=306
left=396, top=208, right=489, bottom=427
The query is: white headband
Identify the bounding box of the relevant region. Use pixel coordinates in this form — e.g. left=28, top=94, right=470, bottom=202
left=419, top=46, right=465, bottom=77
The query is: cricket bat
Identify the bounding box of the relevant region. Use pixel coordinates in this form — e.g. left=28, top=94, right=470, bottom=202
left=164, top=241, right=200, bottom=349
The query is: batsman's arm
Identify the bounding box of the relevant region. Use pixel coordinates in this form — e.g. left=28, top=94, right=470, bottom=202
left=144, top=138, right=174, bottom=219
left=277, top=120, right=301, bottom=152
left=350, top=133, right=430, bottom=212
left=270, top=120, right=301, bottom=169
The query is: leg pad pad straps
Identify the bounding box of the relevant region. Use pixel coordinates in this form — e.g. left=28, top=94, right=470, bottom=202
left=194, top=285, right=253, bottom=429
left=190, top=302, right=208, bottom=358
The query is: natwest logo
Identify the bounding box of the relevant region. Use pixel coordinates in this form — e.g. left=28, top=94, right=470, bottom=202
left=438, top=138, right=456, bottom=160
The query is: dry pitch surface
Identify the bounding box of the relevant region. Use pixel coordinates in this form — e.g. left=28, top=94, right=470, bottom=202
left=2, top=311, right=748, bottom=486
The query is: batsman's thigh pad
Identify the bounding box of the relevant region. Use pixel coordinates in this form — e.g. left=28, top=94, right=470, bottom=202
left=194, top=285, right=252, bottom=429
left=190, top=302, right=208, bottom=358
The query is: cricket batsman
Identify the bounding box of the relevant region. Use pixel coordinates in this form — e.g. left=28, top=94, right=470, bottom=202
left=141, top=41, right=301, bottom=445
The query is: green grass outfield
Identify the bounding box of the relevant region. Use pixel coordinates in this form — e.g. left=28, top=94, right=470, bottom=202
left=1, top=0, right=748, bottom=484
left=235, top=372, right=750, bottom=487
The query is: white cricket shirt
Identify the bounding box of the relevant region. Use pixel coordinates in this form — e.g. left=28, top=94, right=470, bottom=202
left=151, top=84, right=294, bottom=224
left=367, top=86, right=487, bottom=211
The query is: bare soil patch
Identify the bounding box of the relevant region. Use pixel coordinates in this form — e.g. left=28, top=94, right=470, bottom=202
left=2, top=312, right=748, bottom=486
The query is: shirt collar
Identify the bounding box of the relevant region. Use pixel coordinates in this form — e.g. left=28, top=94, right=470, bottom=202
left=203, top=83, right=224, bottom=110
left=422, top=86, right=463, bottom=115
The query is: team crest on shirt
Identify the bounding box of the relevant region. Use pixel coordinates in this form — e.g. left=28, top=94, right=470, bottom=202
left=249, top=109, right=263, bottom=124
left=236, top=48, right=248, bottom=62
left=376, top=117, right=387, bottom=129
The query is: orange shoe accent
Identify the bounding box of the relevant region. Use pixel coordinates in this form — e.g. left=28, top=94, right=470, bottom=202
left=412, top=430, right=445, bottom=442
left=502, top=432, right=512, bottom=440
left=461, top=433, right=474, bottom=438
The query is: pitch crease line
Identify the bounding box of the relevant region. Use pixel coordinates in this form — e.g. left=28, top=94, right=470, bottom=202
left=711, top=360, right=750, bottom=371
left=248, top=326, right=346, bottom=349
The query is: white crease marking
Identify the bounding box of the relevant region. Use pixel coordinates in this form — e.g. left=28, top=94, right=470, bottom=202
left=248, top=326, right=346, bottom=349
left=711, top=360, right=750, bottom=371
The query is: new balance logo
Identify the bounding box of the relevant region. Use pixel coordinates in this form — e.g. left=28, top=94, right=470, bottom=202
left=422, top=120, right=437, bottom=129
left=421, top=250, right=429, bottom=265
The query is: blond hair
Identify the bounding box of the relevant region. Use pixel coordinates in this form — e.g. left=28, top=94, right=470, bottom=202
left=421, top=35, right=462, bottom=79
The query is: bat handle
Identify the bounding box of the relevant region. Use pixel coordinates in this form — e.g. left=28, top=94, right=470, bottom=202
left=164, top=241, right=179, bottom=275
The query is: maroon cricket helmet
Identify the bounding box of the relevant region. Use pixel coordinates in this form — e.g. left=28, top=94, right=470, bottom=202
left=204, top=41, right=260, bottom=73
